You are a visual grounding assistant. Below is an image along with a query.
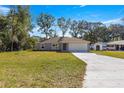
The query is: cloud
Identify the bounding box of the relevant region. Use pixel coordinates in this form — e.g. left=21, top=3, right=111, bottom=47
left=0, top=6, right=10, bottom=15
left=73, top=5, right=86, bottom=9
left=103, top=18, right=124, bottom=26
left=80, top=5, right=86, bottom=7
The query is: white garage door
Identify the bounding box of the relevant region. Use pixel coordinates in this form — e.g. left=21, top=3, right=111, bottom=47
left=68, top=43, right=88, bottom=52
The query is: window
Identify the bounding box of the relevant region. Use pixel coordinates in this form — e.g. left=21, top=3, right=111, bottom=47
left=53, top=44, right=57, bottom=47
left=41, top=44, right=45, bottom=48
left=53, top=44, right=56, bottom=46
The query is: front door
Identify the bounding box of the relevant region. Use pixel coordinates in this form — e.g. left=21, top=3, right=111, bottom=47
left=116, top=45, right=119, bottom=50
left=63, top=43, right=67, bottom=50
left=96, top=45, right=100, bottom=50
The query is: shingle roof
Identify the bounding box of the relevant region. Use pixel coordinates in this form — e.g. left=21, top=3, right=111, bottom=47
left=39, top=37, right=90, bottom=44
left=94, top=42, right=107, bottom=45
left=107, top=40, right=124, bottom=45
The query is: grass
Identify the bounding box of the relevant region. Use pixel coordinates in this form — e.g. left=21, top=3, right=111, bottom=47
left=0, top=51, right=86, bottom=88
left=91, top=50, right=124, bottom=59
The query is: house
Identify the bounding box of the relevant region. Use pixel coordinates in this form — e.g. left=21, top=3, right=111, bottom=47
left=93, top=42, right=107, bottom=50
left=35, top=37, right=90, bottom=52
left=107, top=40, right=124, bottom=50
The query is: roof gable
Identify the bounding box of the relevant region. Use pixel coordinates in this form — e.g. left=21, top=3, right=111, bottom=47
left=39, top=37, right=90, bottom=44
left=107, top=40, right=124, bottom=45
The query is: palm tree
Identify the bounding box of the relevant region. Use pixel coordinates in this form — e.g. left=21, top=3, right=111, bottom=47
left=17, top=5, right=32, bottom=50
left=8, top=6, right=19, bottom=51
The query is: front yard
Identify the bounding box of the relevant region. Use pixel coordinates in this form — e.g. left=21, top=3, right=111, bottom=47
left=0, top=51, right=86, bottom=88
left=91, top=50, right=124, bottom=59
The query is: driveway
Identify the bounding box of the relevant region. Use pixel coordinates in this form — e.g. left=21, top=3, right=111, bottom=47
left=72, top=52, right=124, bottom=88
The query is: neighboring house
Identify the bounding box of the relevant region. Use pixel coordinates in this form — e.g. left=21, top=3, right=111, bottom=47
left=35, top=37, right=90, bottom=52
left=107, top=40, right=124, bottom=51
left=93, top=42, right=107, bottom=50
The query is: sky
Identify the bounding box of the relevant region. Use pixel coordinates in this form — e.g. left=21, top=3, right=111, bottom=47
left=0, top=5, right=124, bottom=37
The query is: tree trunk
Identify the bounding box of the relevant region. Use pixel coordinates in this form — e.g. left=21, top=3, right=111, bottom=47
left=11, top=40, right=13, bottom=51
left=46, top=34, right=48, bottom=39
left=62, top=32, right=64, bottom=37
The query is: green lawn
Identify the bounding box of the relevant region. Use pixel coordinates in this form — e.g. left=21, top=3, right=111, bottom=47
left=91, top=50, right=124, bottom=59
left=0, top=51, right=86, bottom=88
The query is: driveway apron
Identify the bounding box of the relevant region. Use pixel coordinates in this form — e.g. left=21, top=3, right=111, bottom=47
left=72, top=53, right=124, bottom=88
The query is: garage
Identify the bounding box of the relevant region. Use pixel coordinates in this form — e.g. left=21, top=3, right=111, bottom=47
left=68, top=43, right=89, bottom=52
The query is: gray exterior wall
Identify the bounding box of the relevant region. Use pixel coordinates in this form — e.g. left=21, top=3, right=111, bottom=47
left=35, top=42, right=89, bottom=52
left=59, top=43, right=69, bottom=51
left=37, top=43, right=51, bottom=50
left=45, top=43, right=51, bottom=50
left=51, top=43, right=60, bottom=50
left=36, top=43, right=61, bottom=51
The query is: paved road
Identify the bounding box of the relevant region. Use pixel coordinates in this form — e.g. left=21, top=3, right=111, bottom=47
left=72, top=53, right=124, bottom=88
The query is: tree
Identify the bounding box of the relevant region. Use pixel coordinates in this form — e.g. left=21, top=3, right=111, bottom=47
left=0, top=15, right=10, bottom=51
left=78, top=20, right=88, bottom=38
left=7, top=6, right=19, bottom=51
left=49, top=29, right=58, bottom=38
left=6, top=5, right=33, bottom=51
left=84, top=30, right=98, bottom=43
left=37, top=13, right=55, bottom=39
left=0, top=5, right=33, bottom=52
left=57, top=17, right=70, bottom=37
left=69, top=20, right=79, bottom=37
left=108, top=24, right=124, bottom=41
left=23, top=36, right=37, bottom=49
left=17, top=5, right=33, bottom=50
left=93, top=26, right=110, bottom=42
left=83, top=22, right=105, bottom=43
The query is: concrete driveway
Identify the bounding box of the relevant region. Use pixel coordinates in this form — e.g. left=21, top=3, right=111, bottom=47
left=72, top=52, right=124, bottom=88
